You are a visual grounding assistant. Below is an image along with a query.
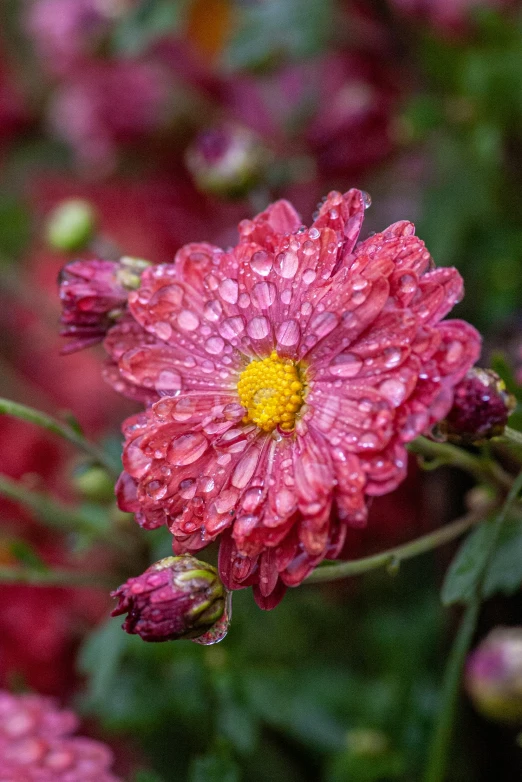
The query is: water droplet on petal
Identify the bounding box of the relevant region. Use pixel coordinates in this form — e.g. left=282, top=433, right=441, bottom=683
left=178, top=310, right=199, bottom=331
left=276, top=319, right=300, bottom=347
left=155, top=369, right=183, bottom=393
left=219, top=316, right=245, bottom=340
left=275, top=251, right=298, bottom=279
left=379, top=378, right=407, bottom=406
left=281, top=289, right=292, bottom=305
left=250, top=250, right=273, bottom=276
left=145, top=479, right=168, bottom=500
left=205, top=336, right=225, bottom=355
left=252, top=281, right=276, bottom=309
left=203, top=299, right=223, bottom=322
left=247, top=316, right=270, bottom=340
left=361, top=191, right=372, bottom=209
left=329, top=352, right=363, bottom=377
left=192, top=591, right=232, bottom=645
left=154, top=321, right=172, bottom=340
left=218, top=278, right=239, bottom=305
left=309, top=227, right=320, bottom=240
left=167, top=432, right=208, bottom=465
left=383, top=347, right=402, bottom=368
left=303, top=269, right=316, bottom=285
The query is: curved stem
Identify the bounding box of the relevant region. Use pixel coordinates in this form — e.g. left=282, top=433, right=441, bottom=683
left=423, top=597, right=481, bottom=782
left=0, top=566, right=113, bottom=588
left=502, top=426, right=522, bottom=448
left=0, top=397, right=120, bottom=478
left=424, top=467, right=522, bottom=782
left=305, top=508, right=492, bottom=584
left=408, top=436, right=511, bottom=489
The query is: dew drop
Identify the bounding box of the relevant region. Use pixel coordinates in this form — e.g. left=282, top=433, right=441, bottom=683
left=249, top=250, right=273, bottom=276
left=178, top=310, right=199, bottom=331
left=361, top=191, right=372, bottom=209
left=252, top=281, right=276, bottom=309
left=281, top=289, right=292, bottom=305
left=167, top=432, right=208, bottom=465
left=155, top=369, right=183, bottom=392
left=204, top=336, right=225, bottom=355
left=145, top=479, right=168, bottom=501
left=154, top=321, right=172, bottom=341
left=275, top=251, right=298, bottom=279
left=309, top=227, right=320, bottom=240
left=379, top=378, right=407, bottom=406
left=219, top=316, right=245, bottom=340
left=192, top=591, right=232, bottom=646
left=329, top=352, right=363, bottom=377
left=218, top=278, right=239, bottom=305
left=303, top=269, right=316, bottom=285
left=276, top=319, right=300, bottom=347
left=203, top=299, right=223, bottom=322
left=247, top=316, right=270, bottom=340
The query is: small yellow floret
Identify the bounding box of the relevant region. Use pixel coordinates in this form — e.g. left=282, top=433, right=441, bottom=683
left=238, top=351, right=305, bottom=432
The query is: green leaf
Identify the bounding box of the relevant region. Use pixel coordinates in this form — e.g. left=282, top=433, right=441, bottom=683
left=8, top=540, right=47, bottom=570
left=133, top=771, right=167, bottom=782
left=440, top=519, right=497, bottom=606
left=78, top=617, right=128, bottom=705
left=0, top=196, right=31, bottom=261
left=112, top=0, right=189, bottom=56
left=224, top=0, right=333, bottom=71
left=189, top=752, right=240, bottom=782
left=482, top=517, right=522, bottom=598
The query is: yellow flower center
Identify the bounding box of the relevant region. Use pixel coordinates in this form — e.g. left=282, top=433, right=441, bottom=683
left=237, top=351, right=305, bottom=432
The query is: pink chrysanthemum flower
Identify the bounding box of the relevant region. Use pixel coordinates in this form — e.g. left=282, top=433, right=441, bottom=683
left=100, top=190, right=480, bottom=608
left=0, top=689, right=120, bottom=781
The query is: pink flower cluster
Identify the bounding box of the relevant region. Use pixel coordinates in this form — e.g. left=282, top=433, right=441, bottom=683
left=0, top=690, right=120, bottom=781
left=82, top=189, right=481, bottom=608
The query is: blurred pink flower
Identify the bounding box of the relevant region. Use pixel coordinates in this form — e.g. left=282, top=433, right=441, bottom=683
left=25, top=0, right=114, bottom=76
left=48, top=61, right=171, bottom=171
left=0, top=690, right=121, bottom=781
left=98, top=189, right=480, bottom=608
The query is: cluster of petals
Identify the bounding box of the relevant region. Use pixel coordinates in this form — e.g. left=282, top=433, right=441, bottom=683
left=99, top=189, right=481, bottom=608
left=59, top=259, right=129, bottom=353
left=0, top=690, right=120, bottom=781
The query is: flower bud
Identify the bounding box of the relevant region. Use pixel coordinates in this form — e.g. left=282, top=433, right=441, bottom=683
left=185, top=123, right=267, bottom=198
left=72, top=464, right=115, bottom=502
left=111, top=556, right=227, bottom=642
left=46, top=198, right=97, bottom=252
left=466, top=627, right=522, bottom=723
left=59, top=256, right=150, bottom=353
left=440, top=368, right=516, bottom=444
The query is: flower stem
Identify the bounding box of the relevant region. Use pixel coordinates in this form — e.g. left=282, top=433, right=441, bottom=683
left=423, top=467, right=522, bottom=782
left=0, top=397, right=120, bottom=478
left=0, top=565, right=113, bottom=588
left=503, top=426, right=522, bottom=448
left=305, top=508, right=491, bottom=584
left=0, top=473, right=114, bottom=542
left=408, top=436, right=511, bottom=489
left=423, top=596, right=481, bottom=782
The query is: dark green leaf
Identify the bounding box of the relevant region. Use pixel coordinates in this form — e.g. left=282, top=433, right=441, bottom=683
left=482, top=517, right=522, bottom=598
left=440, top=519, right=497, bottom=606
left=189, top=752, right=240, bottom=782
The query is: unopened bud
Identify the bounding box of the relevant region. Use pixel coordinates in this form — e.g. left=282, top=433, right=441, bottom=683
left=111, top=555, right=228, bottom=642
left=59, top=256, right=150, bottom=353
left=46, top=198, right=97, bottom=252
left=185, top=124, right=267, bottom=198
left=466, top=627, right=522, bottom=723
left=73, top=464, right=115, bottom=502
left=441, top=368, right=515, bottom=444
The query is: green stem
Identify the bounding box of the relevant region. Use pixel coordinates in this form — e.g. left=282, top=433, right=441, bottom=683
left=502, top=426, right=522, bottom=448
left=305, top=508, right=491, bottom=584
left=423, top=467, right=522, bottom=782
left=423, top=597, right=481, bottom=782
left=0, top=473, right=113, bottom=542
left=408, top=436, right=511, bottom=489
left=0, top=397, right=120, bottom=478
left=0, top=565, right=113, bottom=588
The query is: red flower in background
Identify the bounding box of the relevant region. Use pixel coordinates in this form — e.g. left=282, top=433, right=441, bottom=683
left=0, top=689, right=121, bottom=781
left=82, top=190, right=481, bottom=608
